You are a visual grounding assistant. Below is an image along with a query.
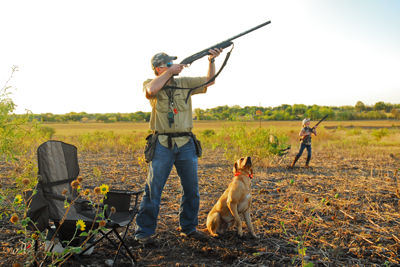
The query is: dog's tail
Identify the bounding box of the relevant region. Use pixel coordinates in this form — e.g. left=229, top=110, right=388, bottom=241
left=198, top=224, right=218, bottom=236
left=198, top=227, right=219, bottom=237
left=196, top=224, right=209, bottom=233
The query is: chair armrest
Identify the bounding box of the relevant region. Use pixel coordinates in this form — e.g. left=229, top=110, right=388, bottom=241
left=126, top=190, right=144, bottom=195
left=84, top=186, right=144, bottom=212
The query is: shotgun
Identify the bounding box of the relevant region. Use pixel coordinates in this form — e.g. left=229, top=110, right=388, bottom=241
left=311, top=115, right=329, bottom=130
left=300, top=115, right=329, bottom=141
left=179, top=20, right=271, bottom=65
left=163, top=20, right=271, bottom=104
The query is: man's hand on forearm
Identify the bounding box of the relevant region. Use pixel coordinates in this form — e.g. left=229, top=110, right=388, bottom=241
left=208, top=48, right=223, bottom=61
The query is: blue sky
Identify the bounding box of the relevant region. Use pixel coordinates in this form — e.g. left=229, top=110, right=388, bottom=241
left=1, top=0, right=399, bottom=114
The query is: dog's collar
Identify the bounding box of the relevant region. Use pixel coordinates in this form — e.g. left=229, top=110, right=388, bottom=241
left=234, top=172, right=253, bottom=179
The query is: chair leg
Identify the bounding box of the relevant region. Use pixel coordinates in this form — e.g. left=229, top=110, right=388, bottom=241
left=70, top=253, right=90, bottom=267
left=112, top=224, right=136, bottom=266
left=98, top=227, right=136, bottom=264
left=33, top=240, right=39, bottom=267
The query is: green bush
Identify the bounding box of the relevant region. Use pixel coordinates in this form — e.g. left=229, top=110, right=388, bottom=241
left=347, top=128, right=362, bottom=136
left=371, top=128, right=389, bottom=141
left=201, top=129, right=215, bottom=138
left=217, top=121, right=290, bottom=166
left=38, top=126, right=56, bottom=139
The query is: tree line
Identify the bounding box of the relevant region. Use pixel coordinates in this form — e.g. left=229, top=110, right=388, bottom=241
left=16, top=101, right=400, bottom=123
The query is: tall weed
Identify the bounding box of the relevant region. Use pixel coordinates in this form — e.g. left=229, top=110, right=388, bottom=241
left=77, top=131, right=145, bottom=153
left=212, top=121, right=290, bottom=166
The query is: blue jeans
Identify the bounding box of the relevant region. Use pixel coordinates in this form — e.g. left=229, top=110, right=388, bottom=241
left=296, top=143, right=312, bottom=158
left=135, top=138, right=199, bottom=238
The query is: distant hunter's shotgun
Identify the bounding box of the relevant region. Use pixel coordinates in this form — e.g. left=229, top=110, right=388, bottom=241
left=300, top=115, right=329, bottom=141
left=163, top=20, right=272, bottom=102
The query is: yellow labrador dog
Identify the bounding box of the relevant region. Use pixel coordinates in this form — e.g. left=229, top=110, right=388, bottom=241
left=206, top=157, right=258, bottom=238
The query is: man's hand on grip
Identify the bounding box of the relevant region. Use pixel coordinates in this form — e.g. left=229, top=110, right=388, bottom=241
left=167, top=64, right=186, bottom=75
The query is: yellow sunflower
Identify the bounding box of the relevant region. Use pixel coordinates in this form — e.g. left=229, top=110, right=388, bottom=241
left=99, top=184, right=109, bottom=194
left=84, top=189, right=90, bottom=196
left=76, top=219, right=86, bottom=231
left=14, top=195, right=23, bottom=204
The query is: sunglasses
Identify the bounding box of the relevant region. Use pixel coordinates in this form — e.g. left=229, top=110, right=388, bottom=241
left=158, top=62, right=173, bottom=68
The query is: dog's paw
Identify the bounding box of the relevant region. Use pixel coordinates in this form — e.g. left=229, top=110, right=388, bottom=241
left=252, top=234, right=260, bottom=239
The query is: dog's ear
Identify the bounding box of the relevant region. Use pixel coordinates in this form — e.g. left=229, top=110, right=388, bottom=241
left=233, top=162, right=238, bottom=174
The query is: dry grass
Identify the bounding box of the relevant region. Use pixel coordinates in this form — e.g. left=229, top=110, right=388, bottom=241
left=43, top=121, right=150, bottom=136
left=1, top=120, right=400, bottom=266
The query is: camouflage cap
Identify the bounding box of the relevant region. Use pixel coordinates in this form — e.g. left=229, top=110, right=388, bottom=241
left=151, top=52, right=177, bottom=70
left=302, top=118, right=311, bottom=125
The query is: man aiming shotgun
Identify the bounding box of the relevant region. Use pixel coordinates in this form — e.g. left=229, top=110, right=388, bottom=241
left=135, top=21, right=271, bottom=244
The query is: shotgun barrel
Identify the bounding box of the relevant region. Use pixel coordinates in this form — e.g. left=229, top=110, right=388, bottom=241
left=180, top=20, right=271, bottom=65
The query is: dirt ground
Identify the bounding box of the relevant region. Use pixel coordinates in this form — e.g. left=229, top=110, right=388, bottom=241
left=1, top=146, right=400, bottom=266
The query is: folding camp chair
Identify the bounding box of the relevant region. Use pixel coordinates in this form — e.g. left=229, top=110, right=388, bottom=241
left=28, top=140, right=143, bottom=267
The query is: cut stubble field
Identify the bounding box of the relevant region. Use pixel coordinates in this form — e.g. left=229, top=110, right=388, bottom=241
left=1, top=120, right=400, bottom=266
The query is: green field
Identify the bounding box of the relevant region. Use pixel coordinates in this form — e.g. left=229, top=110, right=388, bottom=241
left=44, top=120, right=400, bottom=136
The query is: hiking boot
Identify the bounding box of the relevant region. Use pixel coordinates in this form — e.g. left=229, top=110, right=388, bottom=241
left=181, top=231, right=207, bottom=241
left=305, top=156, right=311, bottom=167
left=290, top=156, right=299, bottom=168
left=136, top=236, right=155, bottom=245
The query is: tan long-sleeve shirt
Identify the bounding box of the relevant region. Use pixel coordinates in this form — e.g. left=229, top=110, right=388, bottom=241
left=143, top=76, right=207, bottom=148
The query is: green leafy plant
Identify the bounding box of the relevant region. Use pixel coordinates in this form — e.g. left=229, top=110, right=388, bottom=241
left=346, top=128, right=362, bottom=136
left=200, top=129, right=215, bottom=138
left=38, top=126, right=56, bottom=139
left=218, top=120, right=290, bottom=167
left=371, top=128, right=389, bottom=141
left=0, top=66, right=40, bottom=161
